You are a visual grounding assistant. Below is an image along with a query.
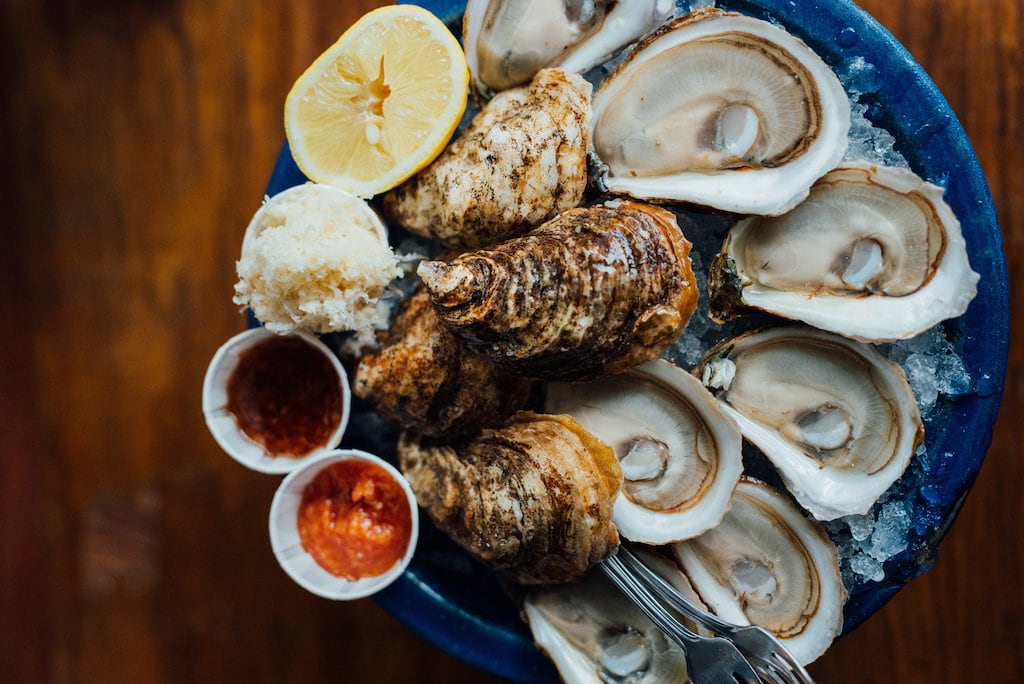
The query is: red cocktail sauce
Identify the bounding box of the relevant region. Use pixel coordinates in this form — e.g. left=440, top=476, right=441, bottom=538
left=297, top=459, right=413, bottom=580
left=225, top=335, right=342, bottom=457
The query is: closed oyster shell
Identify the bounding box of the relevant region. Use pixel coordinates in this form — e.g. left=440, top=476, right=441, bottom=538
left=383, top=68, right=592, bottom=249
left=398, top=412, right=621, bottom=584
left=353, top=287, right=533, bottom=438
left=417, top=199, right=698, bottom=381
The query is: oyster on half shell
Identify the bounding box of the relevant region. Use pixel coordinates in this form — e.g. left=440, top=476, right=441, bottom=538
left=590, top=7, right=850, bottom=215
left=708, top=160, right=980, bottom=342
left=463, top=0, right=675, bottom=100
left=524, top=569, right=689, bottom=684
left=545, top=359, right=743, bottom=544
left=671, top=478, right=847, bottom=666
left=696, top=326, right=924, bottom=521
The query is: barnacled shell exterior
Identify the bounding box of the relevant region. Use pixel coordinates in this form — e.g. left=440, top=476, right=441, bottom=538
left=382, top=68, right=592, bottom=249
left=353, top=287, right=533, bottom=438
left=398, top=412, right=622, bottom=584
left=417, top=199, right=698, bottom=381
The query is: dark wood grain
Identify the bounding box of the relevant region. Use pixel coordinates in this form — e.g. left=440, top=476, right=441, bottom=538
left=2, top=1, right=1021, bottom=682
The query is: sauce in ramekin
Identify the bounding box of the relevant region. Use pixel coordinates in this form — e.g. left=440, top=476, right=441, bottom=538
left=296, top=459, right=414, bottom=580
left=225, top=335, right=343, bottom=457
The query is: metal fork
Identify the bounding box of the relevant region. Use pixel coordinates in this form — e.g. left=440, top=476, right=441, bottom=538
left=615, top=544, right=815, bottom=684
left=600, top=552, right=763, bottom=684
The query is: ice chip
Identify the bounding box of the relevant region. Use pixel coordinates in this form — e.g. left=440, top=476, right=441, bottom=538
left=845, top=512, right=876, bottom=542
left=840, top=56, right=881, bottom=96
left=849, top=551, right=885, bottom=583
left=902, top=353, right=938, bottom=413
left=867, top=499, right=912, bottom=561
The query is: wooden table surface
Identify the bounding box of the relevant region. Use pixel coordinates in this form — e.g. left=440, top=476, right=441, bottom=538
left=3, top=1, right=1021, bottom=682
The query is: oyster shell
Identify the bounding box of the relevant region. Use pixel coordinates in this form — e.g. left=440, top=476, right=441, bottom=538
left=383, top=68, right=591, bottom=249
left=523, top=568, right=689, bottom=683
left=696, top=325, right=924, bottom=520
left=545, top=359, right=743, bottom=544
left=590, top=7, right=851, bottom=215
left=672, top=478, right=847, bottom=666
left=417, top=199, right=698, bottom=381
left=463, top=0, right=675, bottom=100
left=398, top=412, right=621, bottom=584
left=709, top=161, right=980, bottom=342
left=353, top=287, right=533, bottom=438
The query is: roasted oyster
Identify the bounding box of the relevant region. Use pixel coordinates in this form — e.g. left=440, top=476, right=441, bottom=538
left=545, top=359, right=743, bottom=544
left=463, top=0, right=674, bottom=100
left=417, top=199, right=698, bottom=381
left=398, top=412, right=621, bottom=584
left=383, top=68, right=591, bottom=249
left=671, top=478, right=847, bottom=666
left=353, top=287, right=533, bottom=438
left=590, top=7, right=850, bottom=215
left=709, top=161, right=980, bottom=342
left=696, top=325, right=924, bottom=520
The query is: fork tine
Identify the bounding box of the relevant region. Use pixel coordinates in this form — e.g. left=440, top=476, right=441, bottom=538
left=599, top=554, right=764, bottom=684
left=615, top=545, right=815, bottom=684
left=770, top=649, right=815, bottom=684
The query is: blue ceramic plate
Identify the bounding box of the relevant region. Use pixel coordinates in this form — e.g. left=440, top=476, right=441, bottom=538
left=262, top=1, right=1008, bottom=680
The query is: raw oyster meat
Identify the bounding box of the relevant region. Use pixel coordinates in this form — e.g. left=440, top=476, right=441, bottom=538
left=353, top=287, right=533, bottom=438
left=708, top=160, right=980, bottom=342
left=672, top=478, right=847, bottom=666
left=463, top=0, right=674, bottom=100
left=398, top=412, right=621, bottom=584
left=417, top=199, right=698, bottom=381
left=590, top=7, right=850, bottom=215
left=383, top=68, right=591, bottom=249
left=545, top=359, right=743, bottom=544
left=696, top=325, right=924, bottom=520
left=523, top=568, right=689, bottom=683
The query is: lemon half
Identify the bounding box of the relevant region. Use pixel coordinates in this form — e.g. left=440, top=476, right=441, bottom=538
left=285, top=6, right=469, bottom=197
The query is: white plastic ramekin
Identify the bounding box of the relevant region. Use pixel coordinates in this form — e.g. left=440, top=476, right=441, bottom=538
left=202, top=327, right=351, bottom=474
left=268, top=449, right=419, bottom=600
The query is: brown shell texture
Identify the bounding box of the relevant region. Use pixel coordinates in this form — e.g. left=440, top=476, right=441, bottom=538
left=353, top=287, right=533, bottom=439
left=382, top=68, right=592, bottom=249
left=417, top=199, right=699, bottom=381
left=398, top=412, right=622, bottom=585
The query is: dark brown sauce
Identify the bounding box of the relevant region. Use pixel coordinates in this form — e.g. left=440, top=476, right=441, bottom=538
left=226, top=335, right=343, bottom=457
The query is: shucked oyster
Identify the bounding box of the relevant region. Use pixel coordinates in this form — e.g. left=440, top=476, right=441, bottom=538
left=383, top=68, right=591, bottom=249
left=353, top=287, right=532, bottom=438
left=417, top=200, right=698, bottom=381
left=545, top=359, right=743, bottom=544
left=671, top=478, right=847, bottom=665
left=523, top=569, right=689, bottom=683
left=696, top=325, right=924, bottom=520
left=590, top=7, right=850, bottom=215
left=463, top=0, right=674, bottom=100
left=709, top=161, right=980, bottom=342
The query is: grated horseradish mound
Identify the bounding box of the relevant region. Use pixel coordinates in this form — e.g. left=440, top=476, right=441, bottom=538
left=234, top=183, right=401, bottom=340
